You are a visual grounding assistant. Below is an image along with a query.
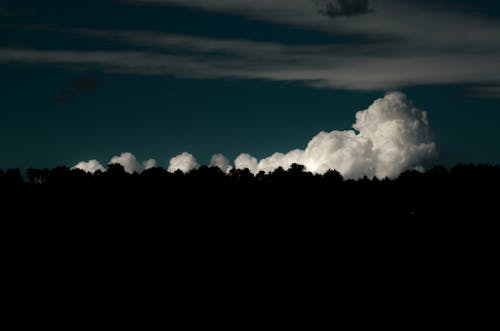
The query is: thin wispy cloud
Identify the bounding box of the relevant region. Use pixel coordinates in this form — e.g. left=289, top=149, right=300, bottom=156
left=127, top=0, right=500, bottom=43
left=1, top=32, right=500, bottom=93
left=127, top=0, right=500, bottom=56
left=1, top=0, right=500, bottom=95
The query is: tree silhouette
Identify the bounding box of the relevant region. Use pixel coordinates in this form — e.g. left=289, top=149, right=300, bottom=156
left=107, top=163, right=127, bottom=177
left=324, top=169, right=343, bottom=183
left=3, top=168, right=23, bottom=186
left=0, top=162, right=499, bottom=273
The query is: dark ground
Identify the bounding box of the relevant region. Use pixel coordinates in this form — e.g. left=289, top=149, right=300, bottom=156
left=1, top=164, right=498, bottom=316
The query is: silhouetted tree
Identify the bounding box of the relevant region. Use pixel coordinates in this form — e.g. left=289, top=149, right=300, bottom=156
left=48, top=166, right=71, bottom=183
left=289, top=163, right=306, bottom=175
left=27, top=168, right=49, bottom=185
left=229, top=168, right=253, bottom=182
left=106, top=163, right=127, bottom=178
left=324, top=169, right=343, bottom=183
left=2, top=162, right=500, bottom=273
left=3, top=168, right=24, bottom=186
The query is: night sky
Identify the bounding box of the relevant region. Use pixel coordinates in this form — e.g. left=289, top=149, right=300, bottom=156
left=1, top=0, right=500, bottom=172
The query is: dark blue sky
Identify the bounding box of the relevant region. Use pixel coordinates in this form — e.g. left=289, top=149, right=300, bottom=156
left=1, top=0, right=500, bottom=169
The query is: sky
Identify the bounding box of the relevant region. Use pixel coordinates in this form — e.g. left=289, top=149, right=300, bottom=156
left=1, top=0, right=500, bottom=175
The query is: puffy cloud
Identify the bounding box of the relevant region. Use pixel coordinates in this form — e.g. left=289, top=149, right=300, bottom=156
left=235, top=92, right=436, bottom=179
left=210, top=153, right=232, bottom=173
left=353, top=91, right=436, bottom=178
left=234, top=153, right=258, bottom=174
left=168, top=152, right=199, bottom=173
left=257, top=149, right=305, bottom=173
left=72, top=159, right=105, bottom=174
left=109, top=152, right=143, bottom=174
left=142, top=158, right=158, bottom=170
left=302, top=130, right=375, bottom=178
left=70, top=93, right=435, bottom=179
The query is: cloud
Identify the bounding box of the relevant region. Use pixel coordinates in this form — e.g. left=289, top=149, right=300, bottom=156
left=128, top=0, right=499, bottom=44
left=353, top=92, right=436, bottom=177
left=72, top=159, right=106, bottom=174
left=210, top=153, right=232, bottom=173
left=4, top=2, right=497, bottom=93
left=122, top=0, right=500, bottom=86
left=3, top=16, right=500, bottom=93
left=236, top=92, right=436, bottom=179
left=168, top=152, right=199, bottom=173
left=109, top=152, right=145, bottom=174
left=257, top=150, right=305, bottom=173
left=143, top=158, right=158, bottom=170
left=302, top=130, right=375, bottom=178
left=316, top=0, right=373, bottom=18
left=68, top=93, right=435, bottom=178
left=234, top=153, right=258, bottom=174
left=75, top=152, right=156, bottom=174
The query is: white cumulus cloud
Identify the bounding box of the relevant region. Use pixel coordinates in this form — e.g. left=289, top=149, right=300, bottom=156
left=168, top=152, right=199, bottom=173
left=109, top=152, right=144, bottom=174
left=257, top=149, right=305, bottom=173
left=70, top=92, right=436, bottom=179
left=353, top=91, right=436, bottom=178
left=210, top=153, right=232, bottom=173
left=235, top=92, right=436, bottom=179
left=142, top=158, right=158, bottom=170
left=234, top=153, right=259, bottom=174
left=302, top=130, right=375, bottom=178
left=72, top=159, right=106, bottom=174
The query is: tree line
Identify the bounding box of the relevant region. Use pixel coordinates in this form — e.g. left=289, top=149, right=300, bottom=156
left=1, top=163, right=498, bottom=274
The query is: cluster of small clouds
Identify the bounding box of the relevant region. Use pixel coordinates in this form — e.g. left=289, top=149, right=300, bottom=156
left=73, top=151, right=219, bottom=175
left=73, top=92, right=436, bottom=179
left=109, top=152, right=157, bottom=173
left=73, top=152, right=158, bottom=174
left=72, top=159, right=106, bottom=174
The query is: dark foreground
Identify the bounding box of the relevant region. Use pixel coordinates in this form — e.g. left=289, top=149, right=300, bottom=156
left=1, top=164, right=498, bottom=280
